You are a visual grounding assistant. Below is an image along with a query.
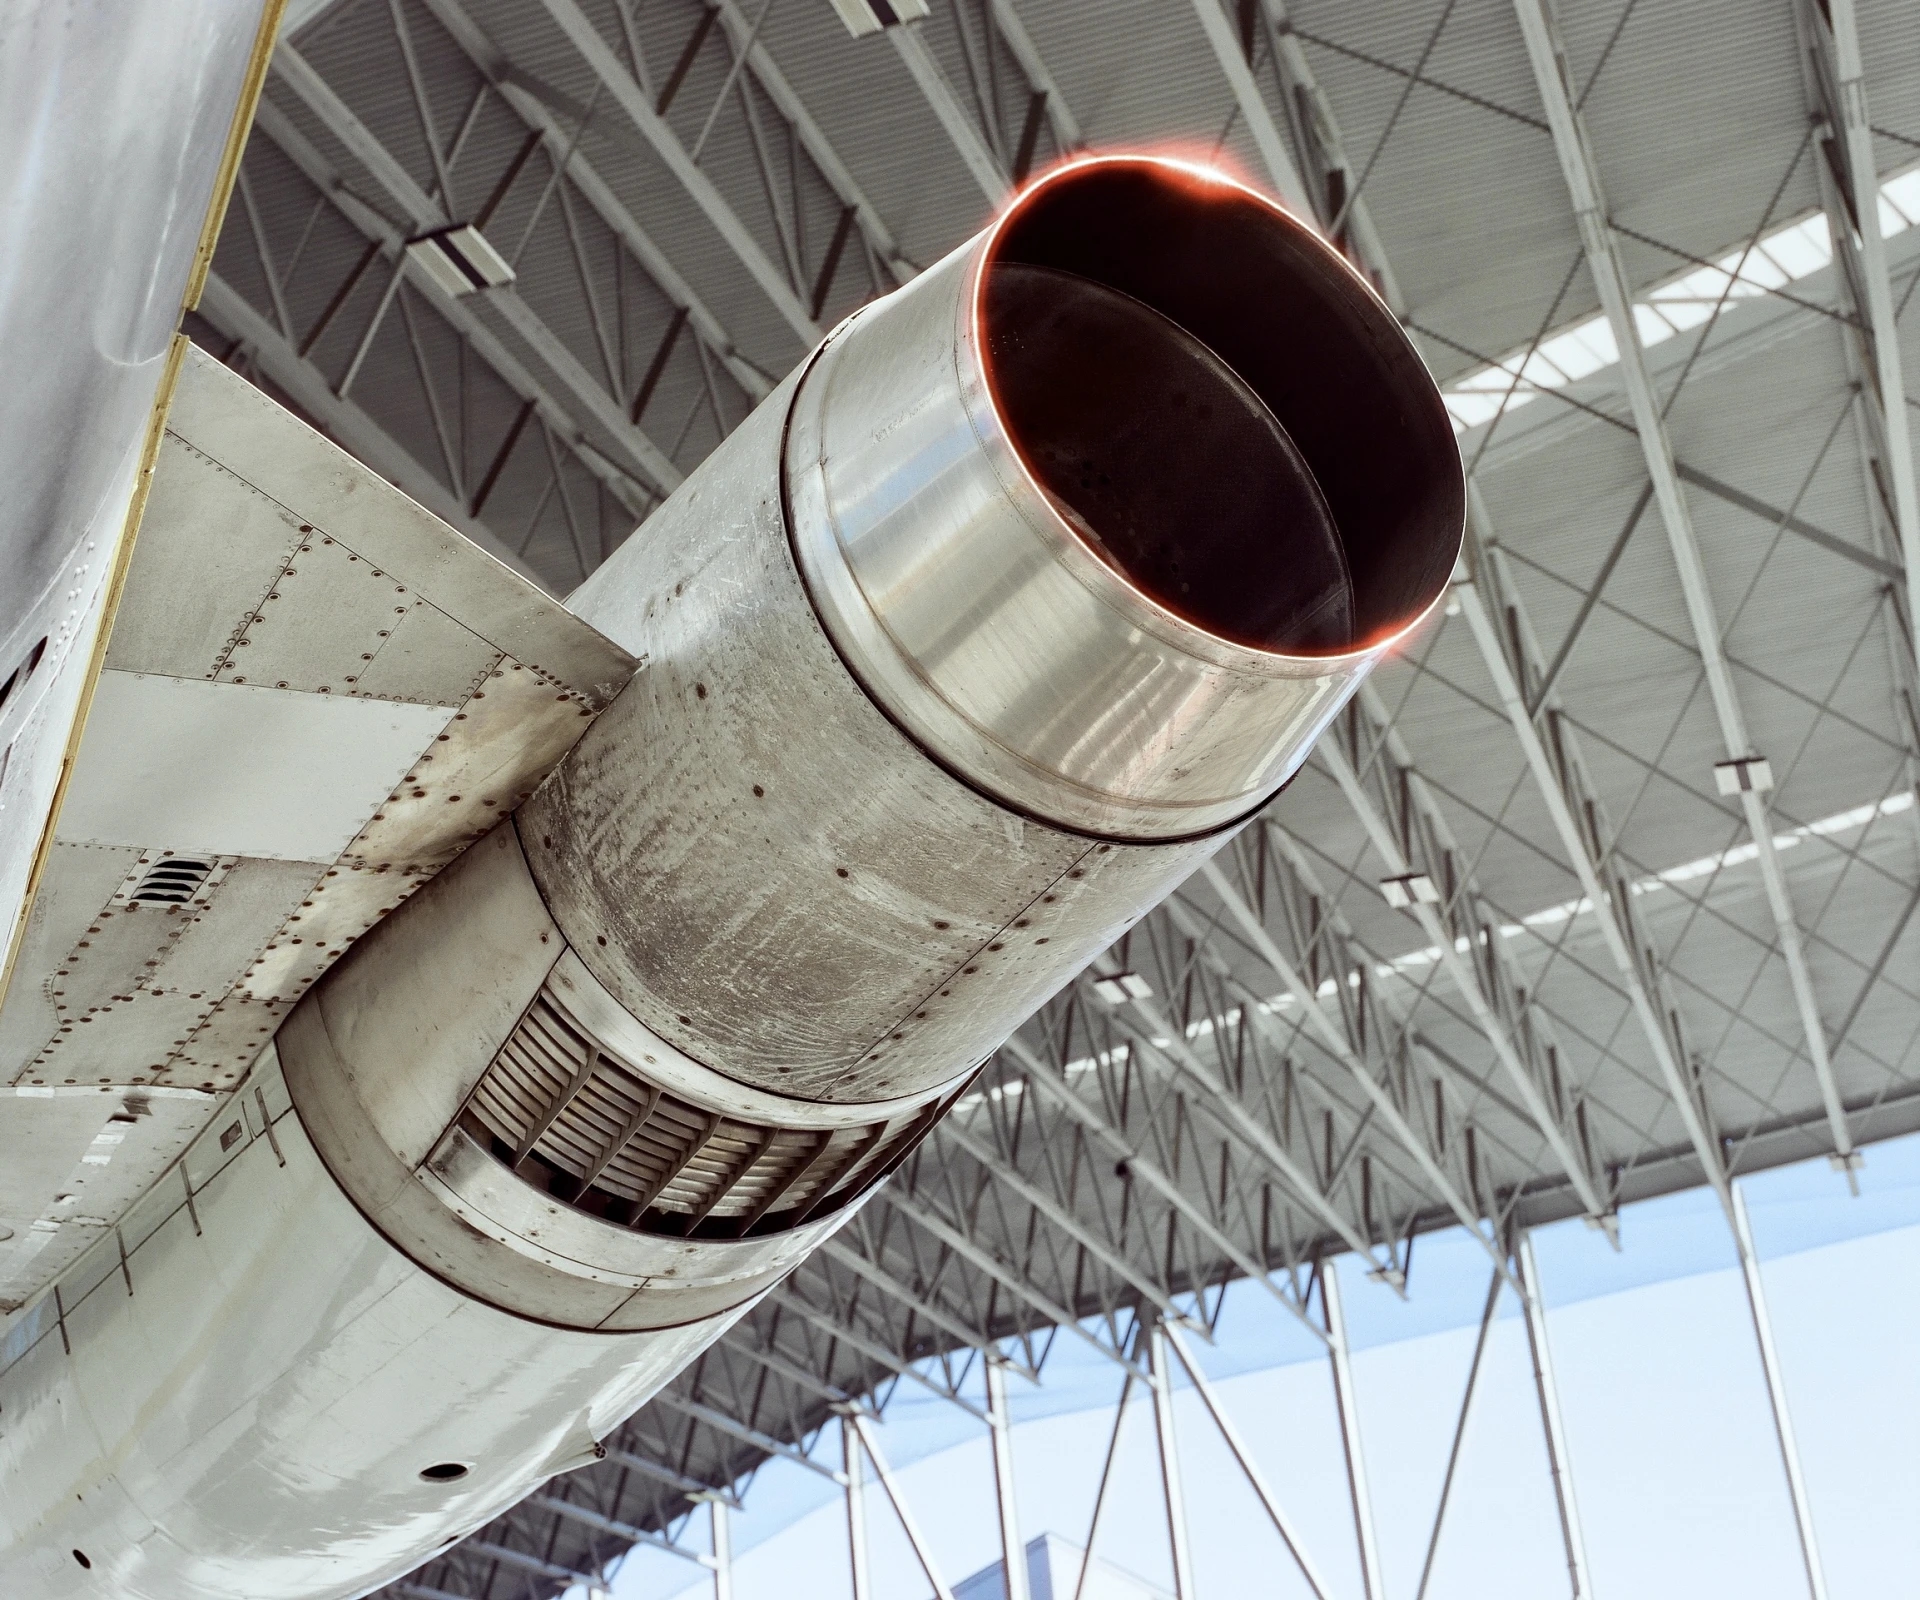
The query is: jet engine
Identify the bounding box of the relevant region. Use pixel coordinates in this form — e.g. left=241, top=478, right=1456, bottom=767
left=0, top=155, right=1461, bottom=1599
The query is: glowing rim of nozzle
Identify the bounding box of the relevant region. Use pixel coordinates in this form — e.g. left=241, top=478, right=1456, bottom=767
left=968, top=151, right=1458, bottom=667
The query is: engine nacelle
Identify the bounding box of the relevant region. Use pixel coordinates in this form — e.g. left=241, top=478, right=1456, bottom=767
left=0, top=156, right=1461, bottom=1600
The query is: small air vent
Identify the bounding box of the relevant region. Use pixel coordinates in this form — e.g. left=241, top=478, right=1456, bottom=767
left=463, top=977, right=952, bottom=1240
left=114, top=853, right=230, bottom=908
left=0, top=634, right=48, bottom=714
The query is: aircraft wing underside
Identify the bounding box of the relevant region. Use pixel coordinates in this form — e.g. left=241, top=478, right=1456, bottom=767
left=0, top=348, right=635, bottom=1310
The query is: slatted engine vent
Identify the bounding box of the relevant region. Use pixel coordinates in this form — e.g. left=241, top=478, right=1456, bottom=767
left=462, top=978, right=950, bottom=1240
left=114, top=853, right=228, bottom=907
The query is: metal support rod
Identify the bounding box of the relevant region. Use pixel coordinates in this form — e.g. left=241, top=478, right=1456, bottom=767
left=709, top=1496, right=734, bottom=1600
left=1002, top=1034, right=1328, bottom=1345
left=1453, top=519, right=1728, bottom=1219
left=934, top=1115, right=1190, bottom=1325
left=881, top=1191, right=1142, bottom=1378
left=1320, top=1259, right=1384, bottom=1600
left=257, top=67, right=680, bottom=503
left=1161, top=1323, right=1335, bottom=1600
left=820, top=1237, right=995, bottom=1361
left=533, top=0, right=822, bottom=342
left=987, top=0, right=1081, bottom=149
left=1071, top=1368, right=1137, bottom=1600
left=1185, top=0, right=1313, bottom=214
left=1181, top=866, right=1510, bottom=1276
left=1415, top=1266, right=1504, bottom=1600
left=1515, top=1233, right=1593, bottom=1600
left=1119, top=986, right=1390, bottom=1268
left=986, top=1356, right=1032, bottom=1600
left=887, top=22, right=1009, bottom=202
left=1512, top=0, right=1855, bottom=1171
left=1318, top=731, right=1614, bottom=1229
left=843, top=1414, right=871, bottom=1600
left=533, top=1493, right=717, bottom=1566
left=1825, top=0, right=1920, bottom=646
left=1730, top=1185, right=1832, bottom=1600
left=1146, top=1320, right=1196, bottom=1600
left=600, top=1449, right=742, bottom=1509
left=771, top=1287, right=989, bottom=1421
left=851, top=1414, right=958, bottom=1600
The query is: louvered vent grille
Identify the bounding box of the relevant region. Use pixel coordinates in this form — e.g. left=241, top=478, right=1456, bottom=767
left=463, top=978, right=946, bottom=1239
left=113, top=853, right=228, bottom=907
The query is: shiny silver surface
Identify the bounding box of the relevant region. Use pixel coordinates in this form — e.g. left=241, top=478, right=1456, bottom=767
left=0, top=1052, right=738, bottom=1600
left=418, top=1121, right=857, bottom=1294
left=543, top=950, right=949, bottom=1129
left=529, top=366, right=1226, bottom=1105
left=787, top=155, right=1462, bottom=840
left=282, top=824, right=854, bottom=1328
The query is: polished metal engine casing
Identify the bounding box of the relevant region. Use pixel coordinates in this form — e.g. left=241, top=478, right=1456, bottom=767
left=2, top=154, right=1462, bottom=1600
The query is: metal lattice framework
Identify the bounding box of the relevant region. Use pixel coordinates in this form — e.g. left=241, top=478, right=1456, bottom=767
left=193, top=0, right=1920, bottom=1594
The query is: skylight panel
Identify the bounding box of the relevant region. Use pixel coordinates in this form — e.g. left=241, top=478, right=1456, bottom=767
left=1883, top=168, right=1920, bottom=225
left=1441, top=162, right=1919, bottom=434
left=1756, top=215, right=1830, bottom=278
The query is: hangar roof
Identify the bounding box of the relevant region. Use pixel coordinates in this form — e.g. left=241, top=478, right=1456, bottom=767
left=159, top=0, right=1920, bottom=1590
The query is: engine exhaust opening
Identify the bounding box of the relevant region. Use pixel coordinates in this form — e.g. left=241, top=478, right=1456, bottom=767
left=984, top=263, right=1353, bottom=654
left=980, top=157, right=1462, bottom=657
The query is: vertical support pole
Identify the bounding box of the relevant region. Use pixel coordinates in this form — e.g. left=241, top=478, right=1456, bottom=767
left=986, top=1355, right=1032, bottom=1600
left=1730, top=1186, right=1831, bottom=1600
left=1321, top=1260, right=1384, bottom=1600
left=1515, top=1233, right=1593, bottom=1600
left=1146, top=1319, right=1196, bottom=1600
left=842, top=1413, right=870, bottom=1600
left=709, top=1496, right=733, bottom=1600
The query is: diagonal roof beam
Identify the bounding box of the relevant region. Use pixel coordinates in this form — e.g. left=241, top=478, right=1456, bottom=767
left=1805, top=0, right=1920, bottom=650
left=987, top=0, right=1081, bottom=153
left=1188, top=0, right=1405, bottom=308
left=873, top=2, right=1084, bottom=204
left=1171, top=865, right=1512, bottom=1277
left=1259, top=0, right=1404, bottom=308
left=418, top=0, right=774, bottom=399
left=1513, top=0, right=1856, bottom=1172
left=246, top=103, right=658, bottom=533
left=999, top=1033, right=1329, bottom=1345
left=933, top=1114, right=1188, bottom=1325
left=1317, top=693, right=1617, bottom=1228
left=877, top=1189, right=1150, bottom=1378
left=1452, top=503, right=1733, bottom=1212
left=1186, top=0, right=1313, bottom=215
left=268, top=46, right=686, bottom=498
left=708, top=0, right=918, bottom=283
left=195, top=273, right=548, bottom=583
left=764, top=1284, right=988, bottom=1419
left=533, top=0, right=822, bottom=343
left=886, top=22, right=1010, bottom=202
left=818, top=1235, right=1007, bottom=1363
left=1090, top=977, right=1392, bottom=1267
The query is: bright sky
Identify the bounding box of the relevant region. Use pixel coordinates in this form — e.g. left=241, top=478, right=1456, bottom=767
left=593, top=1130, right=1920, bottom=1600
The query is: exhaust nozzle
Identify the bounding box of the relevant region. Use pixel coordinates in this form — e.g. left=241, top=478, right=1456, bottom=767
left=286, top=154, right=1463, bottom=1325
left=788, top=154, right=1463, bottom=840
